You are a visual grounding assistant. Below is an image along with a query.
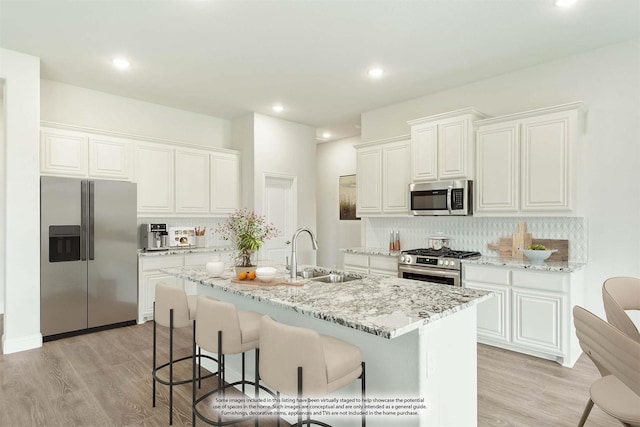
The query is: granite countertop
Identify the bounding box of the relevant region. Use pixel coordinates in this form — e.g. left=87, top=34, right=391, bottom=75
left=462, top=256, right=586, bottom=273
left=341, top=247, right=401, bottom=257
left=160, top=264, right=491, bottom=339
left=138, top=246, right=234, bottom=257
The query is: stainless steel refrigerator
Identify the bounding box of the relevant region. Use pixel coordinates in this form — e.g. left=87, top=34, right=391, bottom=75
left=40, top=176, right=138, bottom=340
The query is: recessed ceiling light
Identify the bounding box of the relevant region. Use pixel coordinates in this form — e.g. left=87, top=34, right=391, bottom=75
left=368, top=68, right=384, bottom=78
left=322, top=132, right=331, bottom=139
left=111, top=57, right=131, bottom=70
left=272, top=104, right=285, bottom=113
left=553, top=0, right=578, bottom=7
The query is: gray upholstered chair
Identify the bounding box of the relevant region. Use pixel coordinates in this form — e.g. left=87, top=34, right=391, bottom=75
left=153, top=282, right=216, bottom=425
left=573, top=305, right=640, bottom=427
left=603, top=277, right=640, bottom=343
left=192, top=296, right=265, bottom=426
left=259, top=315, right=366, bottom=427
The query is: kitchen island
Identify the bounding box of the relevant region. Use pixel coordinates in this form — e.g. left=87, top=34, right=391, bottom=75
left=161, top=265, right=491, bottom=427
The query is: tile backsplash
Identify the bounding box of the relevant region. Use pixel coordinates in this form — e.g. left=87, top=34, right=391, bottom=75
left=363, top=216, right=588, bottom=262
left=137, top=217, right=228, bottom=248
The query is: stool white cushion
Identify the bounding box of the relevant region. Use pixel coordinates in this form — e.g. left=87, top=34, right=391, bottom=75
left=155, top=282, right=193, bottom=328
left=259, top=315, right=363, bottom=397
left=195, top=296, right=262, bottom=354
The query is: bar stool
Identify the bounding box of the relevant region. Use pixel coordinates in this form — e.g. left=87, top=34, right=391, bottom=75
left=259, top=315, right=366, bottom=427
left=192, top=296, right=270, bottom=426
left=153, top=282, right=217, bottom=425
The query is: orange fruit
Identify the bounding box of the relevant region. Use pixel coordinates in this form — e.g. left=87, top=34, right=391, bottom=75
left=237, top=272, right=248, bottom=280
left=247, top=271, right=256, bottom=280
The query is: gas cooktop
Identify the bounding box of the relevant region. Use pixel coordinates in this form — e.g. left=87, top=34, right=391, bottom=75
left=401, top=248, right=481, bottom=259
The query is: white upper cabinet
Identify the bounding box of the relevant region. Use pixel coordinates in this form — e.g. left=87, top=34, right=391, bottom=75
left=410, top=123, right=438, bottom=181
left=175, top=148, right=210, bottom=214
left=356, top=145, right=383, bottom=215
left=210, top=152, right=240, bottom=214
left=520, top=111, right=575, bottom=212
left=382, top=140, right=411, bottom=213
left=40, top=127, right=89, bottom=177
left=41, top=127, right=133, bottom=180
left=88, top=135, right=133, bottom=180
left=408, top=108, right=488, bottom=182
left=356, top=137, right=410, bottom=216
left=475, top=121, right=520, bottom=213
left=475, top=103, right=585, bottom=216
left=135, top=142, right=175, bottom=214
left=40, top=123, right=241, bottom=217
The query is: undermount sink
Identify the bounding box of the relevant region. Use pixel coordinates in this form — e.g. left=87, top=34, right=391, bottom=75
left=309, top=273, right=359, bottom=283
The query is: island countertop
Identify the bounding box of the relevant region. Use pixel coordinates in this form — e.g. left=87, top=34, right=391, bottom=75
left=161, top=265, right=491, bottom=339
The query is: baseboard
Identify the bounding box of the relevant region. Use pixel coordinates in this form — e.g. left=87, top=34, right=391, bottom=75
left=2, top=332, right=43, bottom=354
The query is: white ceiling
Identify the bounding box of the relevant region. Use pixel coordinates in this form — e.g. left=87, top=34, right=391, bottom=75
left=1, top=0, right=638, bottom=142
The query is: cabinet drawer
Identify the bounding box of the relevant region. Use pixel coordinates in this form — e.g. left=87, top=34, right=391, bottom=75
left=369, top=255, right=398, bottom=272
left=512, top=270, right=567, bottom=292
left=343, top=253, right=369, bottom=268
left=463, top=265, right=510, bottom=285
left=141, top=255, right=184, bottom=271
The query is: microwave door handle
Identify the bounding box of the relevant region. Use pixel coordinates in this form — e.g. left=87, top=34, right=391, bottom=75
left=447, top=186, right=453, bottom=214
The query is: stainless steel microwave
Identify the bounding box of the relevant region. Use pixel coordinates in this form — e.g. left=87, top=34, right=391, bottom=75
left=409, top=180, right=473, bottom=216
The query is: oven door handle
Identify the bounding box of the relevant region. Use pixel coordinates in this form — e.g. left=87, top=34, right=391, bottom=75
left=398, top=265, right=460, bottom=278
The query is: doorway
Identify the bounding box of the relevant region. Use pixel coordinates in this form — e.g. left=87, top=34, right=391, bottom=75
left=260, top=173, right=297, bottom=263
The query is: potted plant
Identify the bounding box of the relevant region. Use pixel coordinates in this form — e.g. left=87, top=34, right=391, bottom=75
left=215, top=209, right=279, bottom=273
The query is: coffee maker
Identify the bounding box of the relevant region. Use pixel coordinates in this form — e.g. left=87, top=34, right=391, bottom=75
left=141, top=223, right=169, bottom=251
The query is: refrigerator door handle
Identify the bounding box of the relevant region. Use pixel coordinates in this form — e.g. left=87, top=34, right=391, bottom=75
left=89, top=181, right=95, bottom=260
left=81, top=180, right=88, bottom=261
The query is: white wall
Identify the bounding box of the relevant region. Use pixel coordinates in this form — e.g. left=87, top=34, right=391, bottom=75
left=360, top=39, right=640, bottom=315
left=0, top=80, right=4, bottom=315
left=232, top=114, right=255, bottom=210
left=316, top=136, right=362, bottom=268
left=0, top=48, right=42, bottom=354
left=41, top=80, right=232, bottom=149
left=253, top=114, right=317, bottom=265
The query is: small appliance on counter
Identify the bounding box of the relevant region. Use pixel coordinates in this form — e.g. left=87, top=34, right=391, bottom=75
left=168, top=226, right=196, bottom=247
left=141, top=223, right=169, bottom=251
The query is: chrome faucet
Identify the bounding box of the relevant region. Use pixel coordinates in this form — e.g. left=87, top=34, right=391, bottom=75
left=289, top=227, right=318, bottom=279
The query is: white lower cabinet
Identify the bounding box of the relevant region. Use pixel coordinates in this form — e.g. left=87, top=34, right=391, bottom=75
left=463, top=263, right=583, bottom=367
left=138, top=251, right=232, bottom=323
left=343, top=253, right=398, bottom=277
left=138, top=255, right=184, bottom=323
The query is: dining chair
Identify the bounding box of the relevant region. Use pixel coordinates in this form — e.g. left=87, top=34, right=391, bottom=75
left=603, top=276, right=640, bottom=343
left=573, top=305, right=640, bottom=427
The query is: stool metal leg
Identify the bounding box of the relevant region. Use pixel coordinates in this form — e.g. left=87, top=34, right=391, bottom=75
left=152, top=302, right=157, bottom=408
left=361, top=361, right=366, bottom=427
left=297, top=366, right=303, bottom=427
left=255, top=348, right=259, bottom=427
left=192, top=319, right=197, bottom=427
left=169, top=308, right=174, bottom=425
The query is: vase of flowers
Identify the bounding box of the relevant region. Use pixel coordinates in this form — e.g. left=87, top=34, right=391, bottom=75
left=215, top=209, right=279, bottom=273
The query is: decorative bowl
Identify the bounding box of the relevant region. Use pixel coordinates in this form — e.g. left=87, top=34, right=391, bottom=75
left=256, top=266, right=277, bottom=282
left=206, top=260, right=225, bottom=277
left=520, top=248, right=557, bottom=263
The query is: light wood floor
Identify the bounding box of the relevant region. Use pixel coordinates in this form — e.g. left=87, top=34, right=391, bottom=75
left=0, top=315, right=620, bottom=426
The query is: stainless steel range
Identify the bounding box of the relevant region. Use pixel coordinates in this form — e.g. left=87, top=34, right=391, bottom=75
left=398, top=248, right=481, bottom=286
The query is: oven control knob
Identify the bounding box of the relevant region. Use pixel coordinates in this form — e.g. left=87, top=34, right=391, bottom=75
left=438, top=259, right=444, bottom=265
left=401, top=255, right=410, bottom=264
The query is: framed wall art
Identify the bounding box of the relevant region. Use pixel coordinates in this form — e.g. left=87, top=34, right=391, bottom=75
left=339, top=174, right=359, bottom=220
